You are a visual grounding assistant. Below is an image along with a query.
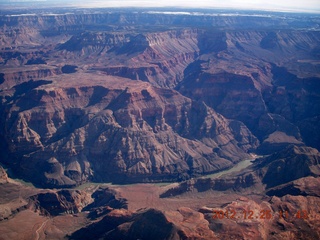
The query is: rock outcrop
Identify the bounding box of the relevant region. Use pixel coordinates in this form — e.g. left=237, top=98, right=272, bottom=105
left=27, top=186, right=129, bottom=217
left=160, top=171, right=262, bottom=198
left=70, top=207, right=215, bottom=240
left=0, top=166, right=8, bottom=183
left=28, top=189, right=92, bottom=216
left=254, top=145, right=320, bottom=188
left=0, top=73, right=258, bottom=187
left=70, top=193, right=320, bottom=240
left=200, top=196, right=320, bottom=240
left=266, top=176, right=320, bottom=197
left=83, top=187, right=128, bottom=217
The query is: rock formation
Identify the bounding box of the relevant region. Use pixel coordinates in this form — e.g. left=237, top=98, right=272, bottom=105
left=0, top=8, right=319, bottom=190
left=0, top=7, right=320, bottom=239
left=28, top=190, right=93, bottom=216
left=70, top=207, right=216, bottom=240
left=0, top=72, right=259, bottom=186
left=255, top=145, right=320, bottom=188
left=200, top=196, right=320, bottom=240
left=266, top=176, right=320, bottom=197
left=0, top=166, right=8, bottom=183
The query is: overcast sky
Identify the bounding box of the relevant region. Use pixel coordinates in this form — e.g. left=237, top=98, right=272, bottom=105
left=2, top=0, right=320, bottom=13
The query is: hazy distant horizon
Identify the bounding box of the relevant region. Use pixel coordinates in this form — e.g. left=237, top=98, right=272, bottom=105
left=0, top=0, right=319, bottom=13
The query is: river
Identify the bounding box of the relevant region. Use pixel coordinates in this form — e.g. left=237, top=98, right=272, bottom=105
left=200, top=158, right=254, bottom=179
left=1, top=157, right=256, bottom=190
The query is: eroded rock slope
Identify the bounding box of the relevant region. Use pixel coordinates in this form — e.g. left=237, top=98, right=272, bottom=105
left=0, top=9, right=320, bottom=188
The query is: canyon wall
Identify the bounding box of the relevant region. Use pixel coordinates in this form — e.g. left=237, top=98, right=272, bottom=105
left=0, top=10, right=319, bottom=187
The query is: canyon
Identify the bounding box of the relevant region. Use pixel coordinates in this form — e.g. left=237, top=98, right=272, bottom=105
left=0, top=7, right=320, bottom=239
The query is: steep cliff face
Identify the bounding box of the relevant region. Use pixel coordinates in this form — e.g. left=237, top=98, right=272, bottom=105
left=255, top=145, right=320, bottom=188
left=0, top=67, right=60, bottom=89
left=263, top=65, right=320, bottom=150
left=176, top=29, right=320, bottom=151
left=57, top=32, right=129, bottom=56
left=178, top=71, right=266, bottom=128
left=0, top=73, right=258, bottom=186
left=58, top=29, right=200, bottom=88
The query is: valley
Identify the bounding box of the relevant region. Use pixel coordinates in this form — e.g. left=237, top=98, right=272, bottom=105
left=0, top=7, right=320, bottom=239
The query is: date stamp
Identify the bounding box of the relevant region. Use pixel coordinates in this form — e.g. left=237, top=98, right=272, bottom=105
left=212, top=209, right=309, bottom=220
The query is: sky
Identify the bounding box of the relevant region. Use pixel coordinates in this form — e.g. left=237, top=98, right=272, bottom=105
left=1, top=0, right=320, bottom=13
